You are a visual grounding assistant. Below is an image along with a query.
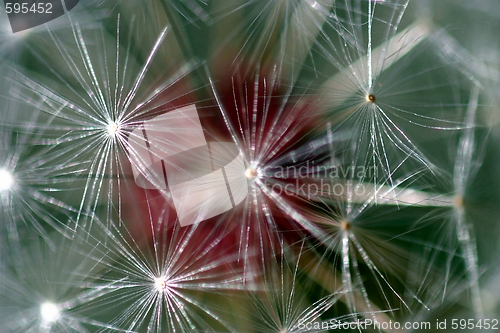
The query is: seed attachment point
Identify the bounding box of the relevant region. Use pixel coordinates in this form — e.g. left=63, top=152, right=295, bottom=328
left=341, top=219, right=352, bottom=231
left=40, top=302, right=60, bottom=323
left=155, top=276, right=169, bottom=292
left=245, top=167, right=259, bottom=179
left=453, top=195, right=464, bottom=209
left=0, top=169, right=13, bottom=192
left=107, top=121, right=120, bottom=137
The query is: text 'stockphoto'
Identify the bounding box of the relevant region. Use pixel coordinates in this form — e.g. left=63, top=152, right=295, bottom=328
left=1, top=0, right=500, bottom=332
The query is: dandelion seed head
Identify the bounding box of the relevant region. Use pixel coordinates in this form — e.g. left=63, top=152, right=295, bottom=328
left=0, top=169, right=13, bottom=192
left=40, top=302, right=60, bottom=323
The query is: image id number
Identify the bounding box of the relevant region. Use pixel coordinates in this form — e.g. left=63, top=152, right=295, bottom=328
left=5, top=2, right=53, bottom=14
left=451, top=319, right=499, bottom=330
